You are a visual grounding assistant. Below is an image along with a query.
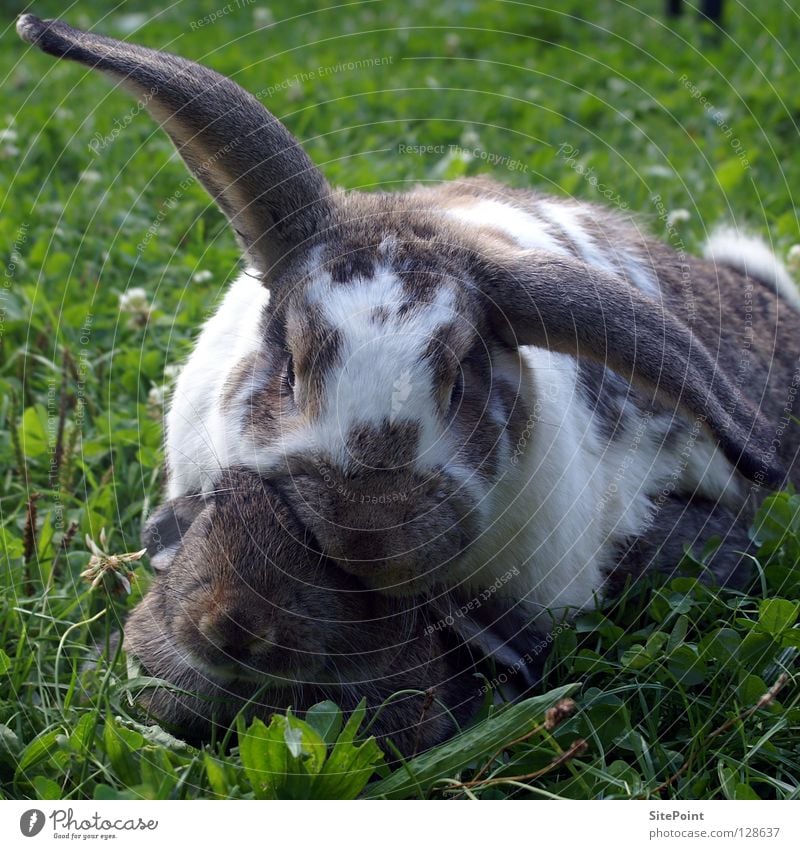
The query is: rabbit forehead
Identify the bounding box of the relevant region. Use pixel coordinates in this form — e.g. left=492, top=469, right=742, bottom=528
left=286, top=263, right=472, bottom=469
left=304, top=263, right=465, bottom=355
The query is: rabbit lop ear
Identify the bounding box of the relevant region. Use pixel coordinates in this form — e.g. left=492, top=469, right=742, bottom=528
left=142, top=495, right=208, bottom=572
left=17, top=14, right=332, bottom=279
left=473, top=249, right=786, bottom=488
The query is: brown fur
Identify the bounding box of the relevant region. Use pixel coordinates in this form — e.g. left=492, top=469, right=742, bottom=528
left=126, top=470, right=481, bottom=756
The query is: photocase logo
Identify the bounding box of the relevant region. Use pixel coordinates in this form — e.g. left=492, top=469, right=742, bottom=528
left=390, top=369, right=413, bottom=424
left=20, top=810, right=45, bottom=837
left=15, top=807, right=159, bottom=838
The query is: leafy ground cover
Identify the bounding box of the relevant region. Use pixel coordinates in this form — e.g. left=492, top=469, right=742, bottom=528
left=1, top=0, right=798, bottom=799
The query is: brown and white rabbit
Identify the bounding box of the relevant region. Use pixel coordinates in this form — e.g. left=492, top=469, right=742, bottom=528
left=19, top=15, right=800, bottom=634
left=124, top=469, right=484, bottom=756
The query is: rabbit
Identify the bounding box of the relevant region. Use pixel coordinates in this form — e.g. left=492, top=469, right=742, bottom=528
left=19, top=15, right=800, bottom=636
left=124, top=469, right=487, bottom=756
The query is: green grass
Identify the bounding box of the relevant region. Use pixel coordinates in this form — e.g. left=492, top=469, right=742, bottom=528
left=1, top=0, right=799, bottom=799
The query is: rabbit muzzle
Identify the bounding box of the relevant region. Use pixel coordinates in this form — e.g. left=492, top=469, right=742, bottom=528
left=176, top=594, right=336, bottom=684
left=274, top=468, right=478, bottom=594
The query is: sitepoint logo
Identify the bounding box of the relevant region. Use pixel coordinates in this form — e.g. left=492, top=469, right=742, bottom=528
left=19, top=810, right=45, bottom=837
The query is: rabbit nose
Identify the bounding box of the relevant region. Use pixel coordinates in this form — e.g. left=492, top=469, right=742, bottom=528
left=198, top=612, right=273, bottom=658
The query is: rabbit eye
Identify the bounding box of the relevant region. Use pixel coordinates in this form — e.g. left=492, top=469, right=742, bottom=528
left=447, top=371, right=464, bottom=414
left=283, top=354, right=296, bottom=394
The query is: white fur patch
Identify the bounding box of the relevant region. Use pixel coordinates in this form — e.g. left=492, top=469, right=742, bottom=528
left=447, top=200, right=570, bottom=254
left=541, top=202, right=658, bottom=295
left=304, top=266, right=457, bottom=470
left=166, top=272, right=269, bottom=498
left=704, top=226, right=800, bottom=310
left=450, top=197, right=660, bottom=297
left=622, top=252, right=661, bottom=298
left=454, top=349, right=742, bottom=628
left=540, top=201, right=609, bottom=269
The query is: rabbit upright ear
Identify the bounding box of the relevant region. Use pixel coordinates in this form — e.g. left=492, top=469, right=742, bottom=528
left=473, top=250, right=785, bottom=488
left=17, top=14, right=332, bottom=278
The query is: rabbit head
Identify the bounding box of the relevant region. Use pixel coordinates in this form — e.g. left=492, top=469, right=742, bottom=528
left=19, top=15, right=788, bottom=604
left=137, top=470, right=425, bottom=686
left=126, top=469, right=484, bottom=752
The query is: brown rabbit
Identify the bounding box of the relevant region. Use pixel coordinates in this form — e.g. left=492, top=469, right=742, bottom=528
left=123, top=470, right=486, bottom=757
